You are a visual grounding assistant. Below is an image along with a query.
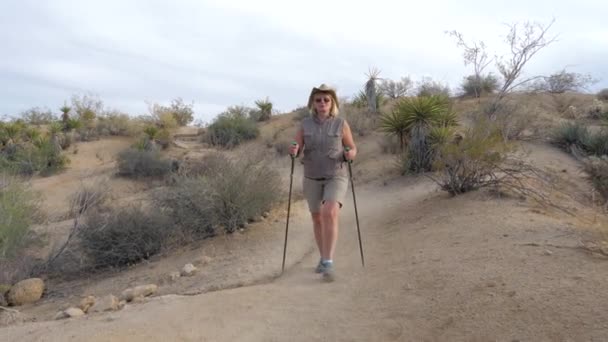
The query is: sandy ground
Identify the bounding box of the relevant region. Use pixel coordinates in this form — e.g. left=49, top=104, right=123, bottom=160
left=3, top=138, right=608, bottom=341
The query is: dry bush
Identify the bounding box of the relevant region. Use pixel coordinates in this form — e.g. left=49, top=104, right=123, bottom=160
left=582, top=156, right=608, bottom=204
left=117, top=148, right=173, bottom=178
left=550, top=121, right=590, bottom=153
left=487, top=102, right=535, bottom=141
left=587, top=99, right=608, bottom=120
left=96, top=111, right=139, bottom=136
left=78, top=205, right=172, bottom=269
left=343, top=106, right=376, bottom=136
left=598, top=89, right=608, bottom=101
left=158, top=150, right=283, bottom=235
left=429, top=118, right=547, bottom=197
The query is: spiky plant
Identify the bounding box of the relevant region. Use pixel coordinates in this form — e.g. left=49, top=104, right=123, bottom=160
left=49, top=122, right=63, bottom=136
left=23, top=127, right=41, bottom=142
left=144, top=126, right=159, bottom=140
left=254, top=97, right=273, bottom=121
left=364, top=67, right=382, bottom=113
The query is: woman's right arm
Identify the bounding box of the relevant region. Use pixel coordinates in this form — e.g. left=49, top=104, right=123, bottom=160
left=290, top=127, right=304, bottom=157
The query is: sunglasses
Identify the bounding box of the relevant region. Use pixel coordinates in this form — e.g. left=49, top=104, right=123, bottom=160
left=315, top=97, right=332, bottom=103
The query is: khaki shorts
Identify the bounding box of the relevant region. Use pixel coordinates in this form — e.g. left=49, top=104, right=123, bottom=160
left=303, top=176, right=349, bottom=213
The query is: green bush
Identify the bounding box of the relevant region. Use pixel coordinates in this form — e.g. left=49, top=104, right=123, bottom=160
left=550, top=122, right=590, bottom=152
left=205, top=107, right=259, bottom=148
left=461, top=74, right=499, bottom=97
left=417, top=78, right=451, bottom=97
left=0, top=175, right=41, bottom=259
left=0, top=137, right=68, bottom=176
left=79, top=205, right=172, bottom=268
left=583, top=129, right=608, bottom=156
left=117, top=148, right=173, bottom=178
left=431, top=119, right=512, bottom=195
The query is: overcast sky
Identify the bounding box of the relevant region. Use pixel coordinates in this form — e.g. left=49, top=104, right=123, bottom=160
left=1, top=0, right=606, bottom=123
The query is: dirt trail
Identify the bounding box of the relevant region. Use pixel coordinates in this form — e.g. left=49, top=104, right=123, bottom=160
left=4, top=142, right=608, bottom=341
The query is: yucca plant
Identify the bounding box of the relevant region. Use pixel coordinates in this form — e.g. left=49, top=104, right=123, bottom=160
left=255, top=97, right=273, bottom=121
left=2, top=123, right=23, bottom=143
left=144, top=126, right=159, bottom=140
left=49, top=122, right=63, bottom=136
left=23, top=127, right=41, bottom=142
left=364, top=67, right=383, bottom=114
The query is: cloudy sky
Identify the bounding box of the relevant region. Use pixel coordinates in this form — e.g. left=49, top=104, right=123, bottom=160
left=1, top=0, right=606, bottom=123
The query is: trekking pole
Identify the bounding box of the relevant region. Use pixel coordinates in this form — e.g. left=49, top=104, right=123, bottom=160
left=282, top=142, right=297, bottom=274
left=345, top=147, right=365, bottom=267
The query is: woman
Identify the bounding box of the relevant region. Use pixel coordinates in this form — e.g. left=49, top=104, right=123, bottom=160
left=289, top=83, right=357, bottom=282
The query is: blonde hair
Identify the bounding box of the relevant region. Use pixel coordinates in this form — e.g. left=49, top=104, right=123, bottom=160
left=310, top=92, right=340, bottom=117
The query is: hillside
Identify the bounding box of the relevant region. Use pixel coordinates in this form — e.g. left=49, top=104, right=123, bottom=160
left=2, top=93, right=608, bottom=340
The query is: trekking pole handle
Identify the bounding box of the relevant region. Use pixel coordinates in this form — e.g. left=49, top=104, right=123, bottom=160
left=290, top=141, right=297, bottom=159
left=344, top=146, right=353, bottom=163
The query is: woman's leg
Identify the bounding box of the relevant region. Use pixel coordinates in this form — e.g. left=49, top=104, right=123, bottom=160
left=311, top=212, right=323, bottom=258
left=320, top=200, right=340, bottom=261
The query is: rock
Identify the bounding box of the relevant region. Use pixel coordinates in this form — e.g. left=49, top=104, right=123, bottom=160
left=262, top=211, right=270, bottom=218
left=193, top=255, right=213, bottom=267
left=118, top=300, right=126, bottom=309
left=89, top=295, right=120, bottom=313
left=486, top=282, right=497, bottom=288
left=64, top=307, right=85, bottom=318
left=543, top=249, right=553, bottom=256
left=7, top=278, right=45, bottom=306
left=79, top=296, right=96, bottom=313
left=121, top=284, right=158, bottom=302
left=181, top=263, right=198, bottom=277
left=54, top=311, right=69, bottom=320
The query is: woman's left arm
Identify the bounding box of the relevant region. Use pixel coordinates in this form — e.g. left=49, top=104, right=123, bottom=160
left=342, top=120, right=357, bottom=160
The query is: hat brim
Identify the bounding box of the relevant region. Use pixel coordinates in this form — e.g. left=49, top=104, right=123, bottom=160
left=307, top=87, right=339, bottom=109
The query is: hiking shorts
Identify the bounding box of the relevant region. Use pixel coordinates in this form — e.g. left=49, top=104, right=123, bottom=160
left=303, top=176, right=349, bottom=213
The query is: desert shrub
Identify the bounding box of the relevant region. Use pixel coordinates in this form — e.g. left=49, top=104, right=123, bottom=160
left=96, top=111, right=137, bottom=136
left=117, top=148, right=173, bottom=178
left=167, top=98, right=195, bottom=126
left=582, top=156, right=608, bottom=202
left=0, top=175, right=41, bottom=259
left=379, top=77, right=413, bottom=99
left=461, top=74, right=499, bottom=97
left=582, top=129, right=608, bottom=156
left=587, top=99, right=608, bottom=120
left=0, top=137, right=68, bottom=176
left=430, top=119, right=515, bottom=195
left=417, top=78, right=451, bottom=97
left=159, top=151, right=282, bottom=235
left=293, top=106, right=310, bottom=121
left=78, top=205, right=172, bottom=268
left=352, top=90, right=387, bottom=111
left=550, top=122, right=590, bottom=152
left=20, top=107, right=56, bottom=125
left=598, top=89, right=608, bottom=101
left=155, top=129, right=172, bottom=149
left=343, top=106, right=376, bottom=136
left=483, top=102, right=533, bottom=141
left=205, top=107, right=259, bottom=148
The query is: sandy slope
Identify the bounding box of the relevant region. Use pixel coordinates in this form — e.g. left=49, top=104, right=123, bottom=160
left=4, top=141, right=608, bottom=341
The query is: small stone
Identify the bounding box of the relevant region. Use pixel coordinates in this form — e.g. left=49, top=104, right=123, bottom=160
left=54, top=311, right=69, bottom=320
left=503, top=234, right=509, bottom=237
left=262, top=212, right=270, bottom=218
left=181, top=263, right=198, bottom=277
left=79, top=296, right=96, bottom=313
left=162, top=271, right=181, bottom=284
left=90, top=295, right=120, bottom=313
left=118, top=300, right=126, bottom=309
left=121, top=284, right=157, bottom=302
left=543, top=249, right=553, bottom=256
left=486, top=282, right=497, bottom=288
left=7, top=278, right=45, bottom=306
left=64, top=307, right=85, bottom=318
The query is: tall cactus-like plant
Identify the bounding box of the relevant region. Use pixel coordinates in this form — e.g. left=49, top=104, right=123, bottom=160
left=364, top=67, right=382, bottom=114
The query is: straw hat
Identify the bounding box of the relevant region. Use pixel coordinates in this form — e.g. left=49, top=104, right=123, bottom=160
left=307, top=83, right=339, bottom=110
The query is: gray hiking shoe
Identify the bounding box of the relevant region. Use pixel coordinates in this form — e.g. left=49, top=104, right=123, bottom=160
left=315, top=259, right=325, bottom=273
left=322, top=262, right=335, bottom=282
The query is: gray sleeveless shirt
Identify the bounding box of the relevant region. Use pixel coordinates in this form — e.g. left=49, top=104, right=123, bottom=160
left=301, top=115, right=347, bottom=179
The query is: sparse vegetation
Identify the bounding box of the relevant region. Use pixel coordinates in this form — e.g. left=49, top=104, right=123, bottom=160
left=532, top=69, right=596, bottom=94
left=116, top=148, right=173, bottom=178
left=598, top=89, right=608, bottom=101
left=379, top=77, right=412, bottom=99
left=416, top=78, right=451, bottom=98
left=20, top=107, right=57, bottom=125
left=461, top=74, right=499, bottom=97
left=582, top=156, right=608, bottom=204
left=551, top=121, right=590, bottom=153
left=343, top=105, right=376, bottom=136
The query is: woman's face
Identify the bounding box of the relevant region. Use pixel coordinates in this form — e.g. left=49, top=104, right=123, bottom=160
left=314, top=93, right=332, bottom=115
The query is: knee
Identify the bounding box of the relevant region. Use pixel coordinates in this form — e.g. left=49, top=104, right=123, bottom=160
left=320, top=201, right=339, bottom=221
left=311, top=213, right=322, bottom=226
